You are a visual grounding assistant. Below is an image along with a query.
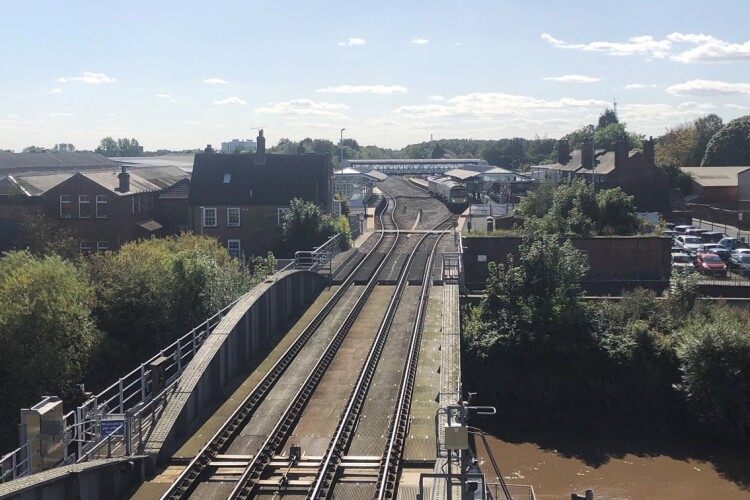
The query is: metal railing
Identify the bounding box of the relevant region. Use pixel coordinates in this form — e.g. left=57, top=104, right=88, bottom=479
left=293, top=233, right=343, bottom=271
left=0, top=295, right=244, bottom=483
left=486, top=483, right=537, bottom=500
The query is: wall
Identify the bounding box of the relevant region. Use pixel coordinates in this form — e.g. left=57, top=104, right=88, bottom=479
left=688, top=203, right=750, bottom=230
left=0, top=457, right=146, bottom=500
left=739, top=170, right=750, bottom=202
left=463, top=235, right=672, bottom=294
left=142, top=269, right=327, bottom=468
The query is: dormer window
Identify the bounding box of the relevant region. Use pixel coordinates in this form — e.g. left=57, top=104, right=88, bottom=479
left=223, top=173, right=231, bottom=183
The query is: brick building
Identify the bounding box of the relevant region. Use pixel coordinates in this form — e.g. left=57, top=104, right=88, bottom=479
left=188, top=131, right=333, bottom=260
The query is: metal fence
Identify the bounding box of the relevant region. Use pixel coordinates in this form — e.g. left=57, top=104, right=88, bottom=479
left=487, top=483, right=537, bottom=500
left=0, top=295, right=242, bottom=482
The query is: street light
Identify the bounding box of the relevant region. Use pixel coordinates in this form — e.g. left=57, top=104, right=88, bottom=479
left=590, top=124, right=596, bottom=190
left=340, top=128, right=346, bottom=166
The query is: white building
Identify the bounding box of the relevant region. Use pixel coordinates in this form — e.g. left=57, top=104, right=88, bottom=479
left=221, top=139, right=257, bottom=154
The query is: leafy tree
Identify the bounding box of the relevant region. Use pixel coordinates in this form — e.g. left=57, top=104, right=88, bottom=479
left=0, top=251, right=100, bottom=450
left=95, top=136, right=119, bottom=156
left=656, top=114, right=723, bottom=168
left=22, top=145, right=45, bottom=153
left=595, top=187, right=639, bottom=235
left=693, top=114, right=723, bottom=165
left=518, top=180, right=556, bottom=218
left=281, top=198, right=338, bottom=254
left=15, top=213, right=79, bottom=260
left=675, top=306, right=750, bottom=441
left=52, top=143, right=76, bottom=153
left=701, top=114, right=750, bottom=166
left=431, top=142, right=446, bottom=159
left=597, top=107, right=619, bottom=129
left=95, top=136, right=142, bottom=157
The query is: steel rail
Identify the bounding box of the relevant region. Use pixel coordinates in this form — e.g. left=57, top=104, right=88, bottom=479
left=374, top=217, right=455, bottom=500
left=306, top=216, right=452, bottom=499
left=227, top=190, right=401, bottom=499
left=160, top=195, right=397, bottom=500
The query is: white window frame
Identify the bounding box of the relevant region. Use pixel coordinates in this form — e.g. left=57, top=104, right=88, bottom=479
left=278, top=207, right=291, bottom=228
left=96, top=195, right=108, bottom=218
left=227, top=207, right=240, bottom=227
left=96, top=241, right=109, bottom=251
left=227, top=239, right=241, bottom=259
left=80, top=240, right=91, bottom=252
left=59, top=195, right=71, bottom=218
left=203, top=207, right=217, bottom=227
left=79, top=195, right=90, bottom=218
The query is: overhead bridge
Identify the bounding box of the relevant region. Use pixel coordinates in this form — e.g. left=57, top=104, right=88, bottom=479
left=343, top=158, right=489, bottom=176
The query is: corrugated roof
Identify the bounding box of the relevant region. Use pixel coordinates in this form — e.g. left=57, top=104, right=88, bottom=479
left=682, top=166, right=750, bottom=187
left=13, top=170, right=161, bottom=196
left=188, top=152, right=331, bottom=206
left=0, top=152, right=116, bottom=173
left=114, top=155, right=195, bottom=172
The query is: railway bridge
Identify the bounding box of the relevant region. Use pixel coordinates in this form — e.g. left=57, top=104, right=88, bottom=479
left=0, top=178, right=526, bottom=500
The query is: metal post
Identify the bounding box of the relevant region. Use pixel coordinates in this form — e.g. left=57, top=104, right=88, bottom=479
left=118, top=378, right=124, bottom=413
left=140, top=363, right=146, bottom=401
left=192, top=328, right=197, bottom=357
left=176, top=341, right=182, bottom=372
left=340, top=128, right=346, bottom=166
left=591, top=125, right=596, bottom=190
left=125, top=411, right=132, bottom=456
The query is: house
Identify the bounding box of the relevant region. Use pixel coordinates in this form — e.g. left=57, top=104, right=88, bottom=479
left=187, top=130, right=333, bottom=259
left=681, top=166, right=750, bottom=204
left=540, top=137, right=675, bottom=212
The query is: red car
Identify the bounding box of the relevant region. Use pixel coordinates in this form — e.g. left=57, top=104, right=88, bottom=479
left=693, top=253, right=727, bottom=277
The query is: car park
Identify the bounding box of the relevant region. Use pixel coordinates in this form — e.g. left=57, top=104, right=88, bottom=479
left=674, top=225, right=697, bottom=234
left=693, top=253, right=727, bottom=277
left=662, top=230, right=677, bottom=239
left=674, top=235, right=704, bottom=254
left=671, top=252, right=695, bottom=274
left=665, top=222, right=676, bottom=230
left=728, top=253, right=750, bottom=277
left=685, top=228, right=710, bottom=238
left=696, top=244, right=731, bottom=262
left=718, top=237, right=750, bottom=251
left=700, top=231, right=729, bottom=244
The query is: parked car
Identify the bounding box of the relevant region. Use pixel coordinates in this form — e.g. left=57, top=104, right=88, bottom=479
left=700, top=231, right=729, bottom=244
left=671, top=252, right=695, bottom=274
left=685, top=228, right=710, bottom=238
left=693, top=253, right=727, bottom=277
left=674, top=235, right=704, bottom=254
left=674, top=225, right=697, bottom=234
left=665, top=222, right=676, bottom=230
left=731, top=248, right=750, bottom=257
left=696, top=244, right=731, bottom=262
left=718, top=237, right=750, bottom=251
left=728, top=253, right=750, bottom=277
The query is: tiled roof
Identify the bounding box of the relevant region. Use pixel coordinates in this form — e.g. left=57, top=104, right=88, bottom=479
left=159, top=178, right=190, bottom=199
left=0, top=152, right=116, bottom=173
left=11, top=170, right=161, bottom=196
left=188, top=153, right=331, bottom=206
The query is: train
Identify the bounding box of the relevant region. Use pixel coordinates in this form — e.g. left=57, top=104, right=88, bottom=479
left=427, top=176, right=469, bottom=212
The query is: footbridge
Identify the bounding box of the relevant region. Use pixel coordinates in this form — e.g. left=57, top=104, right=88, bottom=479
left=343, top=158, right=489, bottom=176
left=0, top=178, right=529, bottom=500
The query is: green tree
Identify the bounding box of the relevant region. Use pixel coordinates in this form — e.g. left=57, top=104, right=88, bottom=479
left=0, top=251, right=100, bottom=450
left=15, top=213, right=79, bottom=260
left=22, top=145, right=45, bottom=153
left=597, top=107, right=619, bottom=129
left=692, top=114, right=723, bottom=166
left=95, top=136, right=119, bottom=156
left=701, top=115, right=750, bottom=166
left=281, top=198, right=337, bottom=253
left=656, top=122, right=697, bottom=167
left=595, top=187, right=639, bottom=235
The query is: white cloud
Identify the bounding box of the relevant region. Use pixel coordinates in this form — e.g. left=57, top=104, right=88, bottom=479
left=203, top=78, right=228, bottom=85
left=412, top=38, right=429, bottom=45
left=543, top=74, right=600, bottom=83
left=624, top=83, right=658, bottom=89
left=454, top=42, right=462, bottom=46
left=667, top=32, right=750, bottom=63
left=428, top=96, right=445, bottom=101
left=316, top=84, right=408, bottom=94
left=50, top=88, right=63, bottom=95
left=64, top=72, right=117, bottom=84
left=157, top=93, right=172, bottom=98
left=56, top=77, right=67, bottom=83
left=338, top=38, right=366, bottom=46
left=666, top=79, right=750, bottom=96
left=49, top=112, right=74, bottom=117
left=107, top=113, right=117, bottom=117
left=255, top=98, right=348, bottom=118
left=541, top=32, right=670, bottom=58
left=725, top=103, right=748, bottom=110
left=213, top=96, right=247, bottom=105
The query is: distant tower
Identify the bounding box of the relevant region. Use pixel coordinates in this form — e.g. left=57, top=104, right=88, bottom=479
left=613, top=97, right=618, bottom=115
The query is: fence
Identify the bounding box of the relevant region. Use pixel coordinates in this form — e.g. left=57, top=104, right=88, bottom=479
left=692, top=218, right=750, bottom=243
left=486, top=483, right=536, bottom=500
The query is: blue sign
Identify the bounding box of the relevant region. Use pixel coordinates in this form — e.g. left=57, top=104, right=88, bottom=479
left=101, top=419, right=125, bottom=437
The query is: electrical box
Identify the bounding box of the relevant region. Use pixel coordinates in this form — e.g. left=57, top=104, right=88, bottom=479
left=20, top=396, right=64, bottom=473
left=444, top=423, right=469, bottom=450
left=149, top=356, right=169, bottom=395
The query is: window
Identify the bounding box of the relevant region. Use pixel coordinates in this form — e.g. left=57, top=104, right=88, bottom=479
left=227, top=239, right=241, bottom=259
left=223, top=173, right=231, bottom=183
left=227, top=207, right=240, bottom=227
left=79, top=195, right=91, bottom=218
left=96, top=195, right=108, bottom=218
left=80, top=240, right=91, bottom=253
left=97, top=241, right=109, bottom=251
left=203, top=207, right=217, bottom=227
left=278, top=207, right=291, bottom=228
left=59, top=195, right=71, bottom=218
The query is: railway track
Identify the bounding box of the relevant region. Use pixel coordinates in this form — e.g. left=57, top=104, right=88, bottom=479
left=161, top=183, right=457, bottom=499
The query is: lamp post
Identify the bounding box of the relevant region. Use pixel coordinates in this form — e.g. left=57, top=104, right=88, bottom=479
left=591, top=124, right=596, bottom=190
left=340, top=128, right=346, bottom=166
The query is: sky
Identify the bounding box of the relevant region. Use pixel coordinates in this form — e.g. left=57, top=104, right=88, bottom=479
left=2, top=0, right=750, bottom=152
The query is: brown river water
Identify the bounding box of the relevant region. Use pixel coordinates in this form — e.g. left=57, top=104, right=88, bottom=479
left=472, top=420, right=750, bottom=499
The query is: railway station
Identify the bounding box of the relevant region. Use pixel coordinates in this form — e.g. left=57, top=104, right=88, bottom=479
left=0, top=177, right=524, bottom=500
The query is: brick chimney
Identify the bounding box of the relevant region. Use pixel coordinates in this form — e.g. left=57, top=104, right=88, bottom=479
left=118, top=165, right=130, bottom=193
left=255, top=129, right=266, bottom=166
left=581, top=138, right=594, bottom=170
left=557, top=139, right=570, bottom=165
left=643, top=136, right=655, bottom=165
left=204, top=144, right=216, bottom=154
left=614, top=136, right=630, bottom=170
